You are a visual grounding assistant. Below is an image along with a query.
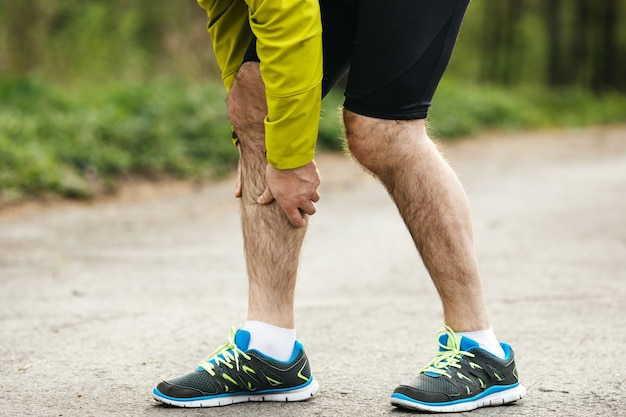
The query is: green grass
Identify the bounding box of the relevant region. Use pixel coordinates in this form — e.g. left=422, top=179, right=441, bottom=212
left=1, top=76, right=625, bottom=206
left=0, top=77, right=235, bottom=204
left=428, top=81, right=626, bottom=138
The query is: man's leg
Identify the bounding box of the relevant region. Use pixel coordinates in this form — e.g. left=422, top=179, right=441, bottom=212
left=343, top=111, right=526, bottom=412
left=343, top=112, right=489, bottom=332
left=151, top=62, right=318, bottom=407
left=228, top=62, right=307, bottom=331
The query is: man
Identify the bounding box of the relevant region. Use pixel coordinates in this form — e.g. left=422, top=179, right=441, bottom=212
left=152, top=0, right=526, bottom=412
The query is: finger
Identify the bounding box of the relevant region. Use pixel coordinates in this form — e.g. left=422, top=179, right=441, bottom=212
left=300, top=200, right=317, bottom=216
left=257, top=187, right=274, bottom=205
left=285, top=207, right=306, bottom=228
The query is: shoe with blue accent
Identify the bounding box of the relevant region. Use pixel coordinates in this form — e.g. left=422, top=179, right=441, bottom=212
left=152, top=327, right=319, bottom=407
left=391, top=326, right=526, bottom=412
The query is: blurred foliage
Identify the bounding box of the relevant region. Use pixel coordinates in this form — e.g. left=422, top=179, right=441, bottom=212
left=428, top=82, right=626, bottom=138
left=0, top=0, right=220, bottom=83
left=2, top=0, right=624, bottom=90
left=448, top=0, right=626, bottom=92
left=1, top=0, right=625, bottom=204
left=2, top=77, right=624, bottom=205
left=0, top=77, right=234, bottom=203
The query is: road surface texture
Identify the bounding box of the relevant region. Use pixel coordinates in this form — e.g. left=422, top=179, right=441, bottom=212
left=1, top=126, right=625, bottom=416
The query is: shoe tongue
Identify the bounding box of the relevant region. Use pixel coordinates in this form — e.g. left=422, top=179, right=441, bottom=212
left=438, top=333, right=479, bottom=351
left=234, top=329, right=251, bottom=350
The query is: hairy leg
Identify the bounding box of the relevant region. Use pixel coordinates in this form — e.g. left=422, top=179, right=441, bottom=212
left=228, top=62, right=307, bottom=328
left=344, top=110, right=489, bottom=331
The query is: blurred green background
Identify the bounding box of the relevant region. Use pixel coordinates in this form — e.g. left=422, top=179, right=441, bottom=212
left=1, top=0, right=625, bottom=205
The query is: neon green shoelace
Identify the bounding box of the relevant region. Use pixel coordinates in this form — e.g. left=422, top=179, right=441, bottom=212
left=198, top=327, right=251, bottom=376
left=420, top=324, right=475, bottom=378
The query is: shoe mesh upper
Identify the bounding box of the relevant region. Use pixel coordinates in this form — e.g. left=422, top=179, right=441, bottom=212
left=168, top=370, right=217, bottom=395
left=404, top=374, right=459, bottom=395
left=465, top=361, right=491, bottom=385
left=393, top=326, right=522, bottom=406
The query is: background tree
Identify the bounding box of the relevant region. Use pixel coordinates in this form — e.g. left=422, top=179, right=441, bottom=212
left=0, top=0, right=624, bottom=91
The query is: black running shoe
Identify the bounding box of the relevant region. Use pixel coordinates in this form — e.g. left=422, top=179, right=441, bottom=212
left=391, top=326, right=526, bottom=412
left=153, top=328, right=319, bottom=407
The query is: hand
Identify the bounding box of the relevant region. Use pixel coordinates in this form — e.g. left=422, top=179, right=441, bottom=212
left=257, top=160, right=321, bottom=227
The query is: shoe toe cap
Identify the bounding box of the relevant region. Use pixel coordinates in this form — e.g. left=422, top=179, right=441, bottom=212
left=394, top=384, right=453, bottom=403
left=156, top=380, right=208, bottom=399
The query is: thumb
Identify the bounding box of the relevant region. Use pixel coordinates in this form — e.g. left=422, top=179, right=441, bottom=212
left=257, top=187, right=274, bottom=204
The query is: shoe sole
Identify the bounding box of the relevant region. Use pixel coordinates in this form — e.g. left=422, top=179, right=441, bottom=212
left=152, top=378, right=319, bottom=408
left=391, top=383, right=526, bottom=413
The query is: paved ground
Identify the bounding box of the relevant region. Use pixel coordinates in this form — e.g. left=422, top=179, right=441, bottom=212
left=1, top=126, right=625, bottom=417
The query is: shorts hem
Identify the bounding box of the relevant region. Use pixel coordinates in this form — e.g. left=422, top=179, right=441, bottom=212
left=343, top=103, right=428, bottom=121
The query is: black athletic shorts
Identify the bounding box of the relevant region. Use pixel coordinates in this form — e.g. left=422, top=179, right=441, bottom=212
left=243, top=0, right=470, bottom=120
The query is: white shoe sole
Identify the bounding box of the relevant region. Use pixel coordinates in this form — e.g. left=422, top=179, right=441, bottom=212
left=153, top=378, right=319, bottom=408
left=391, top=383, right=526, bottom=413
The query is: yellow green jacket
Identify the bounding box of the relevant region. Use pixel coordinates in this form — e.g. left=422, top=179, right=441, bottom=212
left=197, top=0, right=323, bottom=169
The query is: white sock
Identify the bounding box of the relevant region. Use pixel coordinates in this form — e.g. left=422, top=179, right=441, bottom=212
left=457, top=327, right=506, bottom=359
left=243, top=321, right=297, bottom=361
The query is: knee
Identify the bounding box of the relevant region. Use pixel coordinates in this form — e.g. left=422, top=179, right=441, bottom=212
left=344, top=109, right=430, bottom=173
left=228, top=62, right=267, bottom=139
left=343, top=110, right=393, bottom=173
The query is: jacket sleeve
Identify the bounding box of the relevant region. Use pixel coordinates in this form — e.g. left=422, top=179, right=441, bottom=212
left=245, top=0, right=323, bottom=169
left=197, top=0, right=253, bottom=93
left=197, top=0, right=323, bottom=169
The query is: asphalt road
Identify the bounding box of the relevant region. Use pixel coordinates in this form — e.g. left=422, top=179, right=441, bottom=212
left=1, top=126, right=625, bottom=416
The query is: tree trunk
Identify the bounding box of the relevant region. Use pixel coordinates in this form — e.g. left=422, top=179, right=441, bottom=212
left=545, top=0, right=563, bottom=86
left=6, top=2, right=41, bottom=74
left=593, top=0, right=621, bottom=92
